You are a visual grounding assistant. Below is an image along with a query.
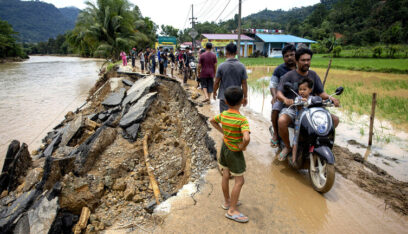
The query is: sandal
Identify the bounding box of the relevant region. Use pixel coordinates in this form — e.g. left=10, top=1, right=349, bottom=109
left=270, top=138, right=279, bottom=148
left=221, top=201, right=242, bottom=210
left=225, top=213, right=249, bottom=223
left=278, top=148, right=291, bottom=161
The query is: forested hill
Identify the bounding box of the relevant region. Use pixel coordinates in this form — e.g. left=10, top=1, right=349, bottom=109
left=0, top=0, right=80, bottom=42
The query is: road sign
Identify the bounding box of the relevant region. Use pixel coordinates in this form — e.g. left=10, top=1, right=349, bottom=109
left=189, top=29, right=198, bottom=39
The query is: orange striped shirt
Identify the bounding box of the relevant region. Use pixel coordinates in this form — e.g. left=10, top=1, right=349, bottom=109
left=214, top=109, right=250, bottom=151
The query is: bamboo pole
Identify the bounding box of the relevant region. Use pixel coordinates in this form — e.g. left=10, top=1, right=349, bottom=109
left=322, top=59, right=332, bottom=87
left=368, top=93, right=377, bottom=146
left=261, top=81, right=265, bottom=113
left=143, top=134, right=162, bottom=204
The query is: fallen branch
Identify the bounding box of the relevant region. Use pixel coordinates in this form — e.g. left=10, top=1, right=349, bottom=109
left=143, top=133, right=162, bottom=205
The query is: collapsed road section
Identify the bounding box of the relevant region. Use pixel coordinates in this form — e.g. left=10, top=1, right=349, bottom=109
left=0, top=73, right=216, bottom=233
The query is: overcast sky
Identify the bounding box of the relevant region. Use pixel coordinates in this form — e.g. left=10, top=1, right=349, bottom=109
left=40, top=0, right=320, bottom=30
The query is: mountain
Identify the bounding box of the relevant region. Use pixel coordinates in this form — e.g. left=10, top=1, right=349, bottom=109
left=0, top=0, right=80, bottom=42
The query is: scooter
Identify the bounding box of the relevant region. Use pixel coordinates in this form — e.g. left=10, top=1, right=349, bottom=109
left=270, top=82, right=344, bottom=193
left=189, top=58, right=197, bottom=80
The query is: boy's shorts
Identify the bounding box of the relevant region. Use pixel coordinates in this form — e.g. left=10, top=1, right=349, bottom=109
left=218, top=143, right=246, bottom=176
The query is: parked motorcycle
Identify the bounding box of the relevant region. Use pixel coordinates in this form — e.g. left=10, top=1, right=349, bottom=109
left=270, top=82, right=344, bottom=193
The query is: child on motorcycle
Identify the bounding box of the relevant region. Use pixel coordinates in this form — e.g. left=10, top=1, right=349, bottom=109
left=291, top=77, right=314, bottom=163
left=210, top=86, right=250, bottom=223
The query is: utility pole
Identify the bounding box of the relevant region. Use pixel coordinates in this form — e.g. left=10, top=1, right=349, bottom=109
left=189, top=4, right=197, bottom=51
left=237, top=0, right=242, bottom=59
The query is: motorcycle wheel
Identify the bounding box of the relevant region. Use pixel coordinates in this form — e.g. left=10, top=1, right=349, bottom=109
left=308, top=153, right=335, bottom=193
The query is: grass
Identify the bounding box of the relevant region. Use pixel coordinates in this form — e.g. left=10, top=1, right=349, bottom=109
left=245, top=66, right=408, bottom=130
left=218, top=55, right=408, bottom=74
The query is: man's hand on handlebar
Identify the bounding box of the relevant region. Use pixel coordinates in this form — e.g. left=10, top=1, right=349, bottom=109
left=330, top=97, right=340, bottom=107
left=284, top=98, right=294, bottom=106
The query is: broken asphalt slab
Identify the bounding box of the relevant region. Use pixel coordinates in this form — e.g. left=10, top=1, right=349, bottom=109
left=102, top=87, right=126, bottom=108
left=119, top=92, right=157, bottom=128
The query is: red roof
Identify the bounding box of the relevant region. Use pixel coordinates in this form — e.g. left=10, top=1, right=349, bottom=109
left=202, top=34, right=254, bottom=40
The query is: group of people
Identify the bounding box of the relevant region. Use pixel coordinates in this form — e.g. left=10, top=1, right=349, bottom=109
left=124, top=42, right=340, bottom=224
left=208, top=43, right=340, bottom=223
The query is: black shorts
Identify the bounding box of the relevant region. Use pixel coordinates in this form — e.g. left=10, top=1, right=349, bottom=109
left=140, top=61, right=145, bottom=70
left=199, top=77, right=214, bottom=93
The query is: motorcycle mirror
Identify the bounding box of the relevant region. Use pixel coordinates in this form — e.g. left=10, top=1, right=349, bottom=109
left=335, top=87, right=344, bottom=95
left=284, top=82, right=293, bottom=90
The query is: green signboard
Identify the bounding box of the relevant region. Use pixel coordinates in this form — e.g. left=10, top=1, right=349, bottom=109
left=158, top=36, right=177, bottom=45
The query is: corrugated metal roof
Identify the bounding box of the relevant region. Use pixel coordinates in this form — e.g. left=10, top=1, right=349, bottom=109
left=202, top=34, right=254, bottom=41
left=256, top=34, right=316, bottom=43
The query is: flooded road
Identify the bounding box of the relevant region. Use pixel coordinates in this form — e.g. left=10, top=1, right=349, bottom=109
left=244, top=66, right=408, bottom=182
left=0, top=56, right=103, bottom=168
left=153, top=87, right=408, bottom=233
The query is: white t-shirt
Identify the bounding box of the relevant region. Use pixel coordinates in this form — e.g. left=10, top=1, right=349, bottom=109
left=140, top=52, right=145, bottom=62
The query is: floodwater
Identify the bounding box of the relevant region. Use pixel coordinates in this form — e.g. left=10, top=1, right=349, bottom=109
left=0, top=56, right=103, bottom=169
left=244, top=66, right=408, bottom=182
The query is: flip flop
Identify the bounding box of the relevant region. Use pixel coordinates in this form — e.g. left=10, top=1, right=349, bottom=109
left=278, top=148, right=291, bottom=161
left=225, top=213, right=249, bottom=223
left=270, top=138, right=279, bottom=148
left=221, top=201, right=242, bottom=210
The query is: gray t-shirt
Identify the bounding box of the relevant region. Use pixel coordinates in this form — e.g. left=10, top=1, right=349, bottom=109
left=215, top=58, right=248, bottom=100
left=278, top=69, right=324, bottom=102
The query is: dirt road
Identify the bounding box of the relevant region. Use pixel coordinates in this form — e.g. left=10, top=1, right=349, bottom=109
left=150, top=81, right=408, bottom=233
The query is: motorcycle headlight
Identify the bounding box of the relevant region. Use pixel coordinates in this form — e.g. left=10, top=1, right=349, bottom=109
left=311, top=111, right=329, bottom=134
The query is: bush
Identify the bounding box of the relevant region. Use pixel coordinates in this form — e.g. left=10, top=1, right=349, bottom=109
left=372, top=46, right=383, bottom=58
left=311, top=43, right=328, bottom=54
left=386, top=45, right=399, bottom=58
left=333, top=46, right=342, bottom=57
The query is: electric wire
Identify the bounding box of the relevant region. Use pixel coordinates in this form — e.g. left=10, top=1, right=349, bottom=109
left=183, top=6, right=192, bottom=29
left=214, top=0, right=232, bottom=22
left=199, top=0, right=223, bottom=22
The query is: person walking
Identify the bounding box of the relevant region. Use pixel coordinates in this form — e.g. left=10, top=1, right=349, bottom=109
left=120, top=51, right=127, bottom=67
left=213, top=43, right=248, bottom=113
left=169, top=48, right=176, bottom=78
left=131, top=48, right=137, bottom=71
left=149, top=48, right=157, bottom=74
left=198, top=42, right=217, bottom=103
left=183, top=47, right=192, bottom=84
left=138, top=49, right=145, bottom=73
left=145, top=47, right=151, bottom=74
left=163, top=49, right=168, bottom=76
left=158, top=47, right=164, bottom=75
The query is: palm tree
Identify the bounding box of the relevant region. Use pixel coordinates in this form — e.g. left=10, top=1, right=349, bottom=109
left=68, top=0, right=150, bottom=60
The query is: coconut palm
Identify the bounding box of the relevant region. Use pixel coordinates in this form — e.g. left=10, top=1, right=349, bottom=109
left=68, top=0, right=150, bottom=60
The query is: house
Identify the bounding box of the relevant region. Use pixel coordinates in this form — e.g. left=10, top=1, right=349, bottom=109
left=254, top=34, right=316, bottom=57
left=201, top=34, right=254, bottom=57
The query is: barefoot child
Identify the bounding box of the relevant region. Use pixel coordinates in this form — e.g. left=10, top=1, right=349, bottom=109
left=292, top=77, right=313, bottom=163
left=210, top=86, right=250, bottom=223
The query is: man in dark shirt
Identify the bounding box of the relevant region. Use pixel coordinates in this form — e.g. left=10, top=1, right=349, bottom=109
left=183, top=47, right=191, bottom=84
left=269, top=44, right=296, bottom=147
left=198, top=42, right=217, bottom=103
left=276, top=48, right=340, bottom=160
left=145, top=47, right=150, bottom=74
left=213, top=43, right=248, bottom=113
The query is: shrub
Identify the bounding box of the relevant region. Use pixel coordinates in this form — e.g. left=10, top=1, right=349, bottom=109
left=372, top=46, right=383, bottom=58
left=333, top=46, right=342, bottom=57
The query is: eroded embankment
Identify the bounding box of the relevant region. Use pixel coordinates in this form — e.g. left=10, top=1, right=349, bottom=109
left=0, top=71, right=216, bottom=233
left=333, top=145, right=408, bottom=215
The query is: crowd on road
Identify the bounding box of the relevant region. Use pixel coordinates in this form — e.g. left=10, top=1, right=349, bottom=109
left=119, top=42, right=340, bottom=224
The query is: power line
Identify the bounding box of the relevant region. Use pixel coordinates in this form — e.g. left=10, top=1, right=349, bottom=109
left=214, top=0, right=232, bottom=22
left=183, top=6, right=192, bottom=29
left=196, top=0, right=210, bottom=17
left=200, top=0, right=224, bottom=22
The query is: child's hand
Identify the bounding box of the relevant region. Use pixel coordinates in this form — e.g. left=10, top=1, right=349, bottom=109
left=302, top=98, right=307, bottom=102
left=238, top=142, right=247, bottom=151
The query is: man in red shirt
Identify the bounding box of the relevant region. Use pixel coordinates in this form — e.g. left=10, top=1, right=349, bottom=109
left=198, top=42, right=217, bottom=103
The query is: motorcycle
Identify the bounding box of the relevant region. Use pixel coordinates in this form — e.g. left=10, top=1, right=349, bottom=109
left=270, top=82, right=344, bottom=193
left=189, top=58, right=198, bottom=80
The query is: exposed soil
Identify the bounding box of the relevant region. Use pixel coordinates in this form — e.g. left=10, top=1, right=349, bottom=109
left=333, top=145, right=408, bottom=215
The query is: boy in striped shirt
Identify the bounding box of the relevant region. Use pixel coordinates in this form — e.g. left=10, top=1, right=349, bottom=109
left=210, top=86, right=250, bottom=223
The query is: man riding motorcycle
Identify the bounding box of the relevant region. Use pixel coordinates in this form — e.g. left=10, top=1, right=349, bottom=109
left=276, top=48, right=340, bottom=161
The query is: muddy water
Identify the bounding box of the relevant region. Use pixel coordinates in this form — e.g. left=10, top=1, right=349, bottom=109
left=153, top=87, right=408, bottom=233
left=244, top=66, right=408, bottom=182
left=0, top=56, right=103, bottom=168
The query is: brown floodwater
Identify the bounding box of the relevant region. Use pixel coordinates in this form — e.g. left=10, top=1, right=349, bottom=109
left=244, top=66, right=408, bottom=182
left=0, top=56, right=103, bottom=169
